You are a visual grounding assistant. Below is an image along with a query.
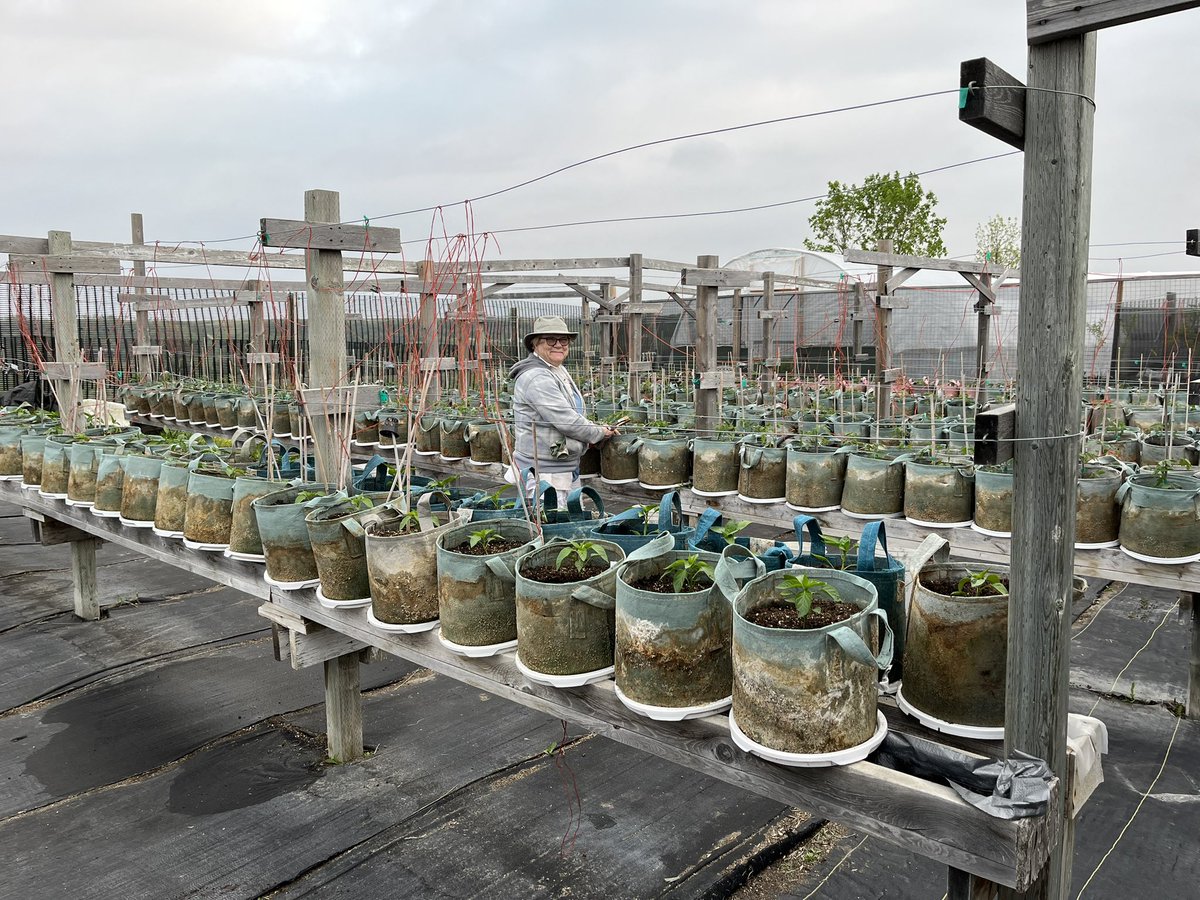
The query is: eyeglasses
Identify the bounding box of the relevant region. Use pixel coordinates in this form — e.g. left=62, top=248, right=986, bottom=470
left=540, top=336, right=573, bottom=347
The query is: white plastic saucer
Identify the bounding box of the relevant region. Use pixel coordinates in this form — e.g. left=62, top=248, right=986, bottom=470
left=614, top=684, right=731, bottom=721
left=263, top=570, right=320, bottom=591
left=152, top=526, right=184, bottom=539
left=64, top=498, right=94, bottom=508
left=439, top=454, right=468, bottom=462
left=690, top=486, right=738, bottom=497
left=639, top=481, right=683, bottom=491
left=118, top=515, right=154, bottom=528
left=413, top=449, right=440, bottom=457
left=351, top=439, right=380, bottom=449
left=469, top=459, right=501, bottom=467
left=90, top=507, right=122, bottom=518
left=223, top=547, right=266, bottom=563
left=274, top=431, right=292, bottom=438
left=971, top=523, right=1012, bottom=538
left=149, top=413, right=164, bottom=419
left=437, top=630, right=518, bottom=658
left=841, top=508, right=903, bottom=520
left=600, top=476, right=638, bottom=486
left=20, top=481, right=41, bottom=491
left=1119, top=545, right=1200, bottom=566
left=38, top=490, right=68, bottom=500
left=514, top=654, right=614, bottom=688
left=1076, top=538, right=1119, bottom=550
left=737, top=494, right=786, bottom=505
left=219, top=425, right=237, bottom=432
left=161, top=416, right=177, bottom=422
left=580, top=472, right=599, bottom=480
left=785, top=501, right=840, bottom=513
left=896, top=687, right=1003, bottom=741
left=905, top=516, right=972, bottom=529
left=0, top=473, right=23, bottom=481
left=183, top=537, right=228, bottom=551
left=315, top=584, right=372, bottom=609
left=729, top=710, right=888, bottom=767
left=366, top=608, right=439, bottom=633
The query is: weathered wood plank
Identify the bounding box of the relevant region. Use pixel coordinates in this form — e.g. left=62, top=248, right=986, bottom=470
left=324, top=652, right=363, bottom=761
left=259, top=218, right=404, bottom=253
left=70, top=538, right=100, bottom=621
left=681, top=267, right=755, bottom=288
left=960, top=57, right=1027, bottom=150
left=289, top=624, right=367, bottom=670
left=269, top=590, right=1052, bottom=889
left=8, top=254, right=122, bottom=275
left=257, top=602, right=311, bottom=634
left=844, top=249, right=1020, bottom=278
left=1190, top=592, right=1200, bottom=718
left=1027, top=0, right=1200, bottom=43
left=41, top=361, right=107, bottom=380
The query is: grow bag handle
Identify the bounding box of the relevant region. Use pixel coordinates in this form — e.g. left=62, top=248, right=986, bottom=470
left=441, top=417, right=464, bottom=434
left=856, top=521, right=894, bottom=573
left=186, top=432, right=213, bottom=451
left=759, top=543, right=795, bottom=572
left=624, top=437, right=642, bottom=456
left=464, top=423, right=477, bottom=443
left=231, top=426, right=259, bottom=449
left=657, top=491, right=684, bottom=530
left=624, top=530, right=676, bottom=565
left=570, top=585, right=616, bottom=610
left=186, top=451, right=227, bottom=472
left=565, top=486, right=605, bottom=518
left=303, top=489, right=347, bottom=511
left=741, top=445, right=763, bottom=470
left=719, top=543, right=766, bottom=587
left=484, top=544, right=545, bottom=583
left=1114, top=481, right=1131, bottom=505
left=889, top=453, right=914, bottom=466
left=690, top=507, right=723, bottom=549
left=827, top=608, right=894, bottom=672
left=791, top=514, right=827, bottom=559
left=418, top=416, right=440, bottom=434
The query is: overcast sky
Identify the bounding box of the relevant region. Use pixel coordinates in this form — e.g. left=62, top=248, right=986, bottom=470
left=3, top=0, right=1198, bottom=277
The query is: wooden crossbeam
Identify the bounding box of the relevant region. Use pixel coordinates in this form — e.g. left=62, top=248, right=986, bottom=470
left=119, top=291, right=256, bottom=312
left=667, top=291, right=696, bottom=320
left=565, top=282, right=614, bottom=311
left=42, top=361, right=107, bottom=380
left=1027, top=0, right=1200, bottom=43
left=681, top=267, right=755, bottom=288
left=259, top=218, right=405, bottom=253
left=8, top=254, right=121, bottom=275
left=960, top=57, right=1027, bottom=150
left=845, top=249, right=1021, bottom=279
left=300, top=384, right=381, bottom=414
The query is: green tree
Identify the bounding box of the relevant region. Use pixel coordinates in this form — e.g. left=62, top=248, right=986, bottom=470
left=975, top=214, right=1021, bottom=268
left=804, top=171, right=947, bottom=257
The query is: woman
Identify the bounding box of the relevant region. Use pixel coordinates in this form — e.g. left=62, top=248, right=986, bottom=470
left=508, top=315, right=617, bottom=494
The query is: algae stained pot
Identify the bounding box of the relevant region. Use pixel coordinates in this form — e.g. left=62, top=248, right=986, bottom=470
left=635, top=434, right=691, bottom=490
left=20, top=433, right=48, bottom=487
left=689, top=437, right=739, bottom=497
left=899, top=563, right=1009, bottom=738
left=600, top=432, right=641, bottom=485
left=1117, top=473, right=1200, bottom=564
left=436, top=518, right=541, bottom=654
left=365, top=500, right=467, bottom=630
left=91, top=448, right=129, bottom=516
left=903, top=457, right=975, bottom=528
left=227, top=475, right=283, bottom=560
left=66, top=441, right=109, bottom=506
left=153, top=459, right=194, bottom=538
left=252, top=483, right=337, bottom=587
left=785, top=443, right=848, bottom=513
left=183, top=461, right=238, bottom=549
left=120, top=454, right=166, bottom=525
left=514, top=537, right=626, bottom=685
left=972, top=465, right=1014, bottom=537
left=613, top=534, right=748, bottom=719
left=464, top=421, right=505, bottom=465
left=1075, top=463, right=1125, bottom=549
left=39, top=436, right=77, bottom=498
left=738, top=439, right=787, bottom=504
left=305, top=496, right=385, bottom=604
left=414, top=414, right=440, bottom=455
left=439, top=417, right=471, bottom=461
left=728, top=568, right=892, bottom=764
left=840, top=450, right=908, bottom=519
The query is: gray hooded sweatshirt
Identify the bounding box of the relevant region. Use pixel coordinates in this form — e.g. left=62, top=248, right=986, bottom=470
left=509, top=354, right=605, bottom=473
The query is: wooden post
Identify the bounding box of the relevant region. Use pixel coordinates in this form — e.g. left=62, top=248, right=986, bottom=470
left=731, top=288, right=743, bottom=365
left=759, top=273, right=776, bottom=393
left=1005, top=31, right=1097, bottom=900
left=509, top=306, right=521, bottom=359
left=248, top=287, right=268, bottom=392
left=874, top=239, right=895, bottom=422
left=131, top=213, right=152, bottom=380
left=323, top=651, right=363, bottom=762
left=975, top=272, right=994, bottom=408
left=949, top=867, right=999, bottom=900
left=418, top=260, right=442, bottom=405
left=695, top=254, right=719, bottom=436
left=48, top=230, right=80, bottom=432
left=304, top=189, right=349, bottom=487
left=70, top=538, right=100, bottom=621
left=1108, top=277, right=1125, bottom=384
left=600, top=283, right=616, bottom=379
left=579, top=295, right=593, bottom=362
left=627, top=253, right=644, bottom=392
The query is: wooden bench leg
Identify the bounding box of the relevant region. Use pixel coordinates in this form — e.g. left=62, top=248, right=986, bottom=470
left=323, top=651, right=363, bottom=762
left=947, top=868, right=1000, bottom=900
left=71, top=538, right=100, bottom=621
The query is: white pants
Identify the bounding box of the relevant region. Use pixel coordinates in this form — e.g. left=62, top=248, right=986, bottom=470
left=505, top=463, right=581, bottom=497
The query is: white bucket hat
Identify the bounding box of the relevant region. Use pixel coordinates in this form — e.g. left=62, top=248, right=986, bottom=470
left=523, top=315, right=579, bottom=352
